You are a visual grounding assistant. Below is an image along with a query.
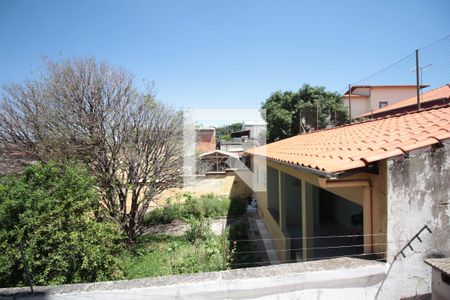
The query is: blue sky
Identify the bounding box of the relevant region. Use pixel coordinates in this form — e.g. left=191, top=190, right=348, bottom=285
left=0, top=0, right=449, bottom=109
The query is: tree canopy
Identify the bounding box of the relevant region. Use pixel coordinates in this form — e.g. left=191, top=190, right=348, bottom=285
left=261, top=84, right=348, bottom=142
left=0, top=57, right=184, bottom=242
left=0, top=162, right=123, bottom=287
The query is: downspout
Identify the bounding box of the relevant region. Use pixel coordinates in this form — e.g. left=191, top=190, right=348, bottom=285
left=318, top=178, right=373, bottom=255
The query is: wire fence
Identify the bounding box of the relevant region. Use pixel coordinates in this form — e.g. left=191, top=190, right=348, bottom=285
left=340, top=34, right=450, bottom=119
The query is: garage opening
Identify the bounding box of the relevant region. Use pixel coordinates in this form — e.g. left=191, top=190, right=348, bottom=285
left=313, top=188, right=364, bottom=259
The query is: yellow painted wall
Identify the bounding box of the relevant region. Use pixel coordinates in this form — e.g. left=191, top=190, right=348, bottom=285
left=146, top=170, right=252, bottom=209
left=253, top=156, right=388, bottom=260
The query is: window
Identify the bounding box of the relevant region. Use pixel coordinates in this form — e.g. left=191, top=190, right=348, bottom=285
left=379, top=101, right=388, bottom=108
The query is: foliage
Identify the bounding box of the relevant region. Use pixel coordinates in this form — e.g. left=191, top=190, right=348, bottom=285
left=120, top=234, right=226, bottom=278
left=0, top=57, right=184, bottom=242
left=215, top=122, right=242, bottom=141
left=0, top=162, right=124, bottom=287
left=185, top=217, right=212, bottom=243
left=142, top=193, right=247, bottom=225
left=262, top=84, right=348, bottom=142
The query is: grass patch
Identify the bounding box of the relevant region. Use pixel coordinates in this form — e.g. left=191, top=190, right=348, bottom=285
left=120, top=233, right=228, bottom=279
left=124, top=193, right=261, bottom=279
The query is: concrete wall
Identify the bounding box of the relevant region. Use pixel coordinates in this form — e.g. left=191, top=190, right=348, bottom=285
left=253, top=158, right=388, bottom=260
left=379, top=141, right=450, bottom=299
left=153, top=170, right=252, bottom=207
left=430, top=268, right=450, bottom=300
left=0, top=258, right=385, bottom=300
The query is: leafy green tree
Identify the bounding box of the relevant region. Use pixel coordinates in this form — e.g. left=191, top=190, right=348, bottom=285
left=0, top=162, right=124, bottom=287
left=262, top=84, right=348, bottom=142
left=215, top=123, right=242, bottom=141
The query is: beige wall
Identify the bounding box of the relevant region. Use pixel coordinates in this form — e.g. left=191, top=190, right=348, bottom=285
left=149, top=170, right=252, bottom=208
left=369, top=86, right=417, bottom=111
left=342, top=96, right=370, bottom=118
left=253, top=156, right=388, bottom=260
left=342, top=86, right=418, bottom=117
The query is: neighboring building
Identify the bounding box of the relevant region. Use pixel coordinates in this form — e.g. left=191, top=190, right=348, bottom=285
left=219, top=121, right=267, bottom=154
left=196, top=128, right=216, bottom=154
left=342, top=85, right=428, bottom=118
left=246, top=105, right=450, bottom=299
left=242, top=120, right=267, bottom=141
left=356, top=83, right=450, bottom=119
left=198, top=149, right=241, bottom=174
left=425, top=258, right=450, bottom=300
left=220, top=141, right=245, bottom=153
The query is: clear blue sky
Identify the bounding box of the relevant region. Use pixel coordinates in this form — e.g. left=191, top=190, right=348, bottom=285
left=1, top=0, right=449, bottom=109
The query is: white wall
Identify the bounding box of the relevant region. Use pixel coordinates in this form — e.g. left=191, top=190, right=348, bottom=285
left=342, top=97, right=370, bottom=118
left=369, top=87, right=417, bottom=111
left=342, top=86, right=418, bottom=117
left=379, top=141, right=450, bottom=299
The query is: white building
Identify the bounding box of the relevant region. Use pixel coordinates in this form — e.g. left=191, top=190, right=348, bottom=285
left=342, top=85, right=427, bottom=118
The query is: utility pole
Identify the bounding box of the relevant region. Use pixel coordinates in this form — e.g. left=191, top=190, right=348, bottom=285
left=415, top=49, right=420, bottom=110
left=316, top=102, right=319, bottom=130
left=348, top=84, right=352, bottom=123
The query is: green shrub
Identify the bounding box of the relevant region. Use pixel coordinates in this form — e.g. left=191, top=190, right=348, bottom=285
left=0, top=162, right=124, bottom=287
left=182, top=193, right=204, bottom=219
left=142, top=207, right=165, bottom=225
left=142, top=194, right=245, bottom=226
left=201, top=194, right=230, bottom=218
left=185, top=217, right=212, bottom=242
left=143, top=199, right=184, bottom=225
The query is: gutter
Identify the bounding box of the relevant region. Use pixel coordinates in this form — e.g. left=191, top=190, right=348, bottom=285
left=318, top=178, right=373, bottom=255
left=263, top=157, right=338, bottom=179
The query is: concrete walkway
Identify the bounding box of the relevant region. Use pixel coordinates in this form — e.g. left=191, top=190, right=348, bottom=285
left=254, top=218, right=280, bottom=265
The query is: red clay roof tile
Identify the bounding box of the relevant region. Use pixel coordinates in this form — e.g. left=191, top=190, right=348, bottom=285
left=246, top=105, right=450, bottom=174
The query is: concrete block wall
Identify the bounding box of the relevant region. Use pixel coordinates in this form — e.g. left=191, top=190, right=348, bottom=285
left=379, top=141, right=450, bottom=299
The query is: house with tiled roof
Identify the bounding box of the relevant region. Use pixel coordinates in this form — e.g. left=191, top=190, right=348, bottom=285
left=342, top=84, right=428, bottom=118
left=245, top=105, right=450, bottom=299
left=356, top=83, right=450, bottom=119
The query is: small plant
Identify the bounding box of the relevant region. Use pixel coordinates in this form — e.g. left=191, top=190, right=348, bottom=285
left=185, top=217, right=212, bottom=243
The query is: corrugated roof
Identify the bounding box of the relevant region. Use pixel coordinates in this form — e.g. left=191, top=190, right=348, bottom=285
left=357, top=84, right=450, bottom=118
left=425, top=258, right=450, bottom=275
left=246, top=105, right=450, bottom=174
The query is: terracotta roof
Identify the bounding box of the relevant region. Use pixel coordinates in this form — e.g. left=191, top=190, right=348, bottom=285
left=357, top=84, right=450, bottom=118
left=246, top=105, right=450, bottom=174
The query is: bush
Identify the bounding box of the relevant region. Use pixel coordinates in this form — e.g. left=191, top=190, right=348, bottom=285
left=143, top=194, right=247, bottom=226
left=201, top=194, right=230, bottom=218
left=185, top=217, right=212, bottom=243
left=182, top=194, right=205, bottom=219
left=0, top=162, right=124, bottom=287
left=142, top=199, right=183, bottom=225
